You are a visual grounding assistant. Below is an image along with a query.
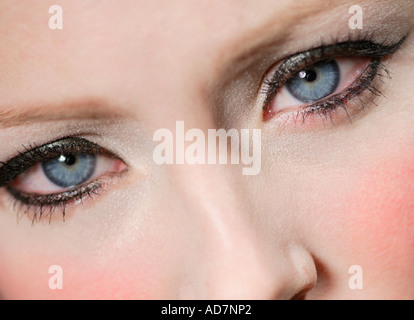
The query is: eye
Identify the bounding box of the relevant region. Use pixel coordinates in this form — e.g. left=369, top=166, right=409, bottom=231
left=261, top=37, right=407, bottom=126
left=10, top=153, right=125, bottom=194
left=0, top=138, right=127, bottom=222
left=272, top=57, right=368, bottom=111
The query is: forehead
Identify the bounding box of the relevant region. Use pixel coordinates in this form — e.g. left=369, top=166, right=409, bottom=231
left=0, top=0, right=405, bottom=116
left=0, top=0, right=341, bottom=72
left=0, top=0, right=333, bottom=106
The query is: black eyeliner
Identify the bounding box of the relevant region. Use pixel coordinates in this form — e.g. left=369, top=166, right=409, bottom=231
left=8, top=180, right=103, bottom=223
left=0, top=137, right=114, bottom=188
left=261, top=35, right=408, bottom=110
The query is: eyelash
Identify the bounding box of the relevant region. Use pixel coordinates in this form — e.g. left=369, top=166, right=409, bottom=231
left=0, top=36, right=407, bottom=222
left=9, top=180, right=103, bottom=224
left=0, top=138, right=123, bottom=223
left=260, top=34, right=407, bottom=124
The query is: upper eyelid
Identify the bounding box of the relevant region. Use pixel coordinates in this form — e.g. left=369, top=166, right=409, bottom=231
left=0, top=138, right=119, bottom=188
left=267, top=38, right=407, bottom=88
left=260, top=36, right=408, bottom=109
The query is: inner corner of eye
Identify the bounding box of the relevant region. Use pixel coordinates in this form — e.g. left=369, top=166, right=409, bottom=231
left=265, top=56, right=371, bottom=116
left=107, top=157, right=128, bottom=173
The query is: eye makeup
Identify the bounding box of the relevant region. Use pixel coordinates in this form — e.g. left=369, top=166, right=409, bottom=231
left=261, top=34, right=408, bottom=124
left=0, top=137, right=126, bottom=222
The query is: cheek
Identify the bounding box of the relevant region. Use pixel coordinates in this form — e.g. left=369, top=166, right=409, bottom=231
left=346, top=154, right=414, bottom=292
left=61, top=252, right=163, bottom=299
left=0, top=244, right=168, bottom=299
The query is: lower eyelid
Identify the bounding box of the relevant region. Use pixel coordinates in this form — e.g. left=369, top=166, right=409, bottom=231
left=6, top=180, right=104, bottom=223
left=4, top=161, right=128, bottom=223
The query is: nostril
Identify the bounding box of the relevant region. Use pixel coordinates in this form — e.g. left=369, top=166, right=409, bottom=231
left=286, top=246, right=318, bottom=300
left=290, top=282, right=316, bottom=300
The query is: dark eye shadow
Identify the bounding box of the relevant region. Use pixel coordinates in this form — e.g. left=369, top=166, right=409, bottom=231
left=261, top=35, right=408, bottom=110
left=0, top=137, right=113, bottom=187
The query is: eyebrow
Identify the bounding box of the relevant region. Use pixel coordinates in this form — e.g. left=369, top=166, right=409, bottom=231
left=221, top=0, right=348, bottom=60
left=0, top=98, right=128, bottom=128
left=210, top=0, right=356, bottom=88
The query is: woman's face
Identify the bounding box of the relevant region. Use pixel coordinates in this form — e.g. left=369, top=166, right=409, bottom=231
left=0, top=0, right=413, bottom=299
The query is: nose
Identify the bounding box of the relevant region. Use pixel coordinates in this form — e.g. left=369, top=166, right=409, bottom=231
left=171, top=164, right=317, bottom=300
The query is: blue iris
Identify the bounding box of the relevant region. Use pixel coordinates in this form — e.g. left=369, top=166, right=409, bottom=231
left=286, top=60, right=340, bottom=103
left=42, top=154, right=97, bottom=188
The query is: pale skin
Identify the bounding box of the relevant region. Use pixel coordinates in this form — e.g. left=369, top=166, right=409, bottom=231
left=0, top=0, right=413, bottom=299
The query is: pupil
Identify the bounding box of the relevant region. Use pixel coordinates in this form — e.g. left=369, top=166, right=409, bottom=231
left=305, top=70, right=317, bottom=82
left=63, top=155, right=77, bottom=166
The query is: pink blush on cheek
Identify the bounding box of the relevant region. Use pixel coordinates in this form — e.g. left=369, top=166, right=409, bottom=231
left=0, top=249, right=166, bottom=299
left=60, top=265, right=158, bottom=300
left=346, top=156, right=414, bottom=291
